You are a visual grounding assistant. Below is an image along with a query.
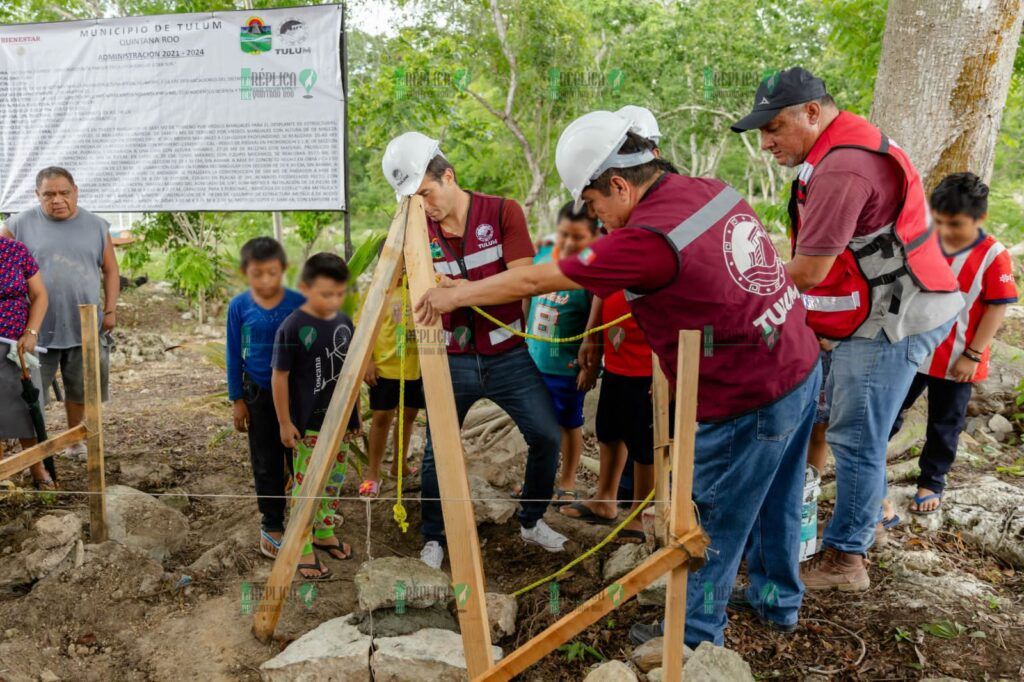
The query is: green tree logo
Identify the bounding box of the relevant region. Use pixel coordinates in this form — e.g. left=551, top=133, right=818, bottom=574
left=299, top=68, right=317, bottom=98
left=453, top=583, right=471, bottom=608
left=394, top=580, right=407, bottom=614
left=454, top=326, right=471, bottom=350
left=547, top=68, right=561, bottom=101
left=548, top=582, right=561, bottom=615
left=762, top=69, right=781, bottom=94
left=298, top=583, right=317, bottom=608
left=606, top=69, right=625, bottom=94
left=240, top=582, right=253, bottom=614
left=394, top=67, right=408, bottom=101
left=607, top=583, right=624, bottom=607
left=453, top=68, right=472, bottom=93
left=299, top=326, right=317, bottom=350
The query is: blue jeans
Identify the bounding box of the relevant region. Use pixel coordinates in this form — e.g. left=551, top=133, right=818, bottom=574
left=683, top=360, right=820, bottom=647
left=822, top=319, right=954, bottom=555
left=420, top=346, right=560, bottom=542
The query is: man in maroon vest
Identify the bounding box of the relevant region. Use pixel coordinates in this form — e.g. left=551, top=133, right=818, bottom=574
left=382, top=132, right=568, bottom=570
left=731, top=68, right=962, bottom=591
left=414, top=111, right=821, bottom=647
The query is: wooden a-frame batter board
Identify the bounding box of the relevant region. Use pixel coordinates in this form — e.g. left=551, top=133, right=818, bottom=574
left=251, top=196, right=709, bottom=681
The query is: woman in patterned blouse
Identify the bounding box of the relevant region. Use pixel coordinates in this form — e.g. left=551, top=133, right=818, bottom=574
left=0, top=234, right=51, bottom=489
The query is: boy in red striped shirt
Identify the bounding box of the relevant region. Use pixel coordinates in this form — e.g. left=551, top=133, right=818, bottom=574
left=890, top=173, right=1017, bottom=514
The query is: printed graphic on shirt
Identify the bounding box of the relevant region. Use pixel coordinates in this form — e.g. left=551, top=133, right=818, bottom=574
left=577, top=247, right=596, bottom=265
left=532, top=303, right=559, bottom=338
left=723, top=214, right=786, bottom=296
left=475, top=223, right=496, bottom=247
left=430, top=238, right=444, bottom=260
left=314, top=324, right=353, bottom=395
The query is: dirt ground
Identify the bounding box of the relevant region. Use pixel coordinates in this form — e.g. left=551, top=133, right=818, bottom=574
left=1, top=284, right=1024, bottom=681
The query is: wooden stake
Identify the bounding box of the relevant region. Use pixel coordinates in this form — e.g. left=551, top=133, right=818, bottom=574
left=252, top=198, right=408, bottom=642
left=475, top=539, right=701, bottom=682
left=403, top=196, right=494, bottom=677
left=661, top=330, right=701, bottom=682
left=0, top=425, right=87, bottom=482
left=651, top=355, right=671, bottom=546
left=80, top=304, right=107, bottom=542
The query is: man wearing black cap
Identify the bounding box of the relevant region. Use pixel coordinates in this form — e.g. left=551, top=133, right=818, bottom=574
left=732, top=68, right=962, bottom=591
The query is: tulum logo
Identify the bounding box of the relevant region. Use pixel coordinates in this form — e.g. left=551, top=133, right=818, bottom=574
left=475, top=223, right=494, bottom=243
left=722, top=214, right=786, bottom=296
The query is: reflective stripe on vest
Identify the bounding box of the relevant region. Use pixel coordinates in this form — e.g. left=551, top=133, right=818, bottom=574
left=802, top=291, right=861, bottom=312
left=624, top=185, right=743, bottom=301
left=488, top=318, right=522, bottom=346
left=432, top=244, right=505, bottom=277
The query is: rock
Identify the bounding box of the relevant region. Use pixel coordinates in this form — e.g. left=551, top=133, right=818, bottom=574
left=468, top=475, right=517, bottom=525
left=683, top=642, right=753, bottom=681
left=631, top=638, right=694, bottom=673
left=0, top=514, right=82, bottom=587
left=355, top=557, right=452, bottom=612
left=647, top=668, right=662, bottom=682
left=371, top=628, right=503, bottom=681
left=39, top=670, right=60, bottom=682
left=120, top=461, right=175, bottom=489
left=259, top=614, right=371, bottom=681
left=584, top=660, right=638, bottom=681
left=160, top=488, right=190, bottom=513
left=889, top=478, right=1024, bottom=567
left=350, top=604, right=457, bottom=637
left=486, top=592, right=517, bottom=639
left=987, top=414, right=1013, bottom=437
left=637, top=574, right=667, bottom=606
left=187, top=526, right=249, bottom=575
left=970, top=340, right=1024, bottom=415
left=603, top=543, right=651, bottom=582
left=105, top=484, right=189, bottom=563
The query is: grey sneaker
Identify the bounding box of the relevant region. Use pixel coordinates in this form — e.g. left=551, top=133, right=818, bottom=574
left=520, top=519, right=567, bottom=552
left=420, top=541, right=444, bottom=570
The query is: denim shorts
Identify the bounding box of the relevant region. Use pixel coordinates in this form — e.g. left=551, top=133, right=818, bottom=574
left=815, top=349, right=833, bottom=425
left=540, top=372, right=586, bottom=429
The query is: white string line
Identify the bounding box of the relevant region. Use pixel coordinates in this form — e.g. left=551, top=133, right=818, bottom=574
left=1, top=489, right=657, bottom=504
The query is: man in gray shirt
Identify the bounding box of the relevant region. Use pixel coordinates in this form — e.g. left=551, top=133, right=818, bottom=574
left=2, top=167, right=120, bottom=459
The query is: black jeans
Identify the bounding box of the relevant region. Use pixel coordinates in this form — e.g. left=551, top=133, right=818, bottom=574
left=890, top=373, right=972, bottom=494
left=244, top=374, right=292, bottom=532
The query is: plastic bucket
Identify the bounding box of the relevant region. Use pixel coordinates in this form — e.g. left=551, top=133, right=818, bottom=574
left=799, top=465, right=821, bottom=562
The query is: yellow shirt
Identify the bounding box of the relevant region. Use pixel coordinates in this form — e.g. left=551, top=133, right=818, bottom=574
left=359, top=282, right=421, bottom=381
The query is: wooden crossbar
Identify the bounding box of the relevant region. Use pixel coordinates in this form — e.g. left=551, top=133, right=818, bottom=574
left=0, top=425, right=87, bottom=482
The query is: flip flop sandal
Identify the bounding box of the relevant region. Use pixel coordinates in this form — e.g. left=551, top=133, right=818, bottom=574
left=390, top=465, right=419, bottom=478
left=551, top=488, right=578, bottom=508
left=32, top=477, right=57, bottom=491
left=910, top=493, right=943, bottom=515
left=313, top=541, right=353, bottom=561
left=259, top=529, right=282, bottom=559
left=559, top=501, right=616, bottom=526
left=358, top=479, right=381, bottom=498
left=615, top=528, right=646, bottom=544
left=882, top=513, right=902, bottom=529
left=510, top=487, right=523, bottom=500
left=296, top=560, right=332, bottom=581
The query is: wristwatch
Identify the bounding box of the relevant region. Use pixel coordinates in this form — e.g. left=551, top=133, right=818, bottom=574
left=25, top=328, right=37, bottom=336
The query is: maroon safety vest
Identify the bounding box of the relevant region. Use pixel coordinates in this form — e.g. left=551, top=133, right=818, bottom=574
left=427, top=192, right=526, bottom=355
left=624, top=173, right=819, bottom=422
left=789, top=111, right=959, bottom=339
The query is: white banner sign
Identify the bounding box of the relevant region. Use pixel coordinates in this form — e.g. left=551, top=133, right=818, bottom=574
left=0, top=5, right=344, bottom=212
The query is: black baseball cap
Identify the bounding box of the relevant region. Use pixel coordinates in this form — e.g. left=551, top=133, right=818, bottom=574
left=730, top=67, right=828, bottom=133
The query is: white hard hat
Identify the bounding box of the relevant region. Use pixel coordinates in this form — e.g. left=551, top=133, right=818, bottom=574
left=616, top=105, right=662, bottom=144
left=382, top=132, right=443, bottom=199
left=555, top=111, right=656, bottom=212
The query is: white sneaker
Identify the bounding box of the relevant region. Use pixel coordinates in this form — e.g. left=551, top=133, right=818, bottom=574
left=64, top=442, right=87, bottom=462
left=520, top=519, right=567, bottom=553
left=420, top=541, right=444, bottom=569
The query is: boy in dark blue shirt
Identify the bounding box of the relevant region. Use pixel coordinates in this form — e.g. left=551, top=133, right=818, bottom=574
left=272, top=252, right=360, bottom=580
left=226, top=237, right=304, bottom=559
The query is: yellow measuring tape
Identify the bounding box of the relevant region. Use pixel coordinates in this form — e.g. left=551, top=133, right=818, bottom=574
left=470, top=305, right=632, bottom=344
left=512, top=488, right=656, bottom=597
left=392, top=276, right=410, bottom=533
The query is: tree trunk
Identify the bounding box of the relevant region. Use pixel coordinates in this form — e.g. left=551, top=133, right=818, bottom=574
left=870, top=0, right=1024, bottom=192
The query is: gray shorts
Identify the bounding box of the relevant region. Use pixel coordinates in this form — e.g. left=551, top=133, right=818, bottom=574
left=0, top=355, right=41, bottom=439
left=39, top=343, right=109, bottom=407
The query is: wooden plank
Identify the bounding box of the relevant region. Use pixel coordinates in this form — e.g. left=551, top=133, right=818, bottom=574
left=651, top=354, right=671, bottom=546
left=661, top=330, right=702, bottom=682
left=0, top=425, right=87, bottom=482
left=476, top=545, right=691, bottom=682
left=403, top=195, right=494, bottom=677
left=80, top=304, right=108, bottom=542
left=252, top=198, right=408, bottom=642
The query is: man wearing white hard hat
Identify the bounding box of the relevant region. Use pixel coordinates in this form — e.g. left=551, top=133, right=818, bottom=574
left=382, top=132, right=568, bottom=570
left=415, top=112, right=820, bottom=646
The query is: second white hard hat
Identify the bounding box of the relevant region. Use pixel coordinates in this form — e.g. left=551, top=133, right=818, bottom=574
left=555, top=110, right=655, bottom=212
left=616, top=104, right=662, bottom=144
left=382, top=132, right=443, bottom=199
